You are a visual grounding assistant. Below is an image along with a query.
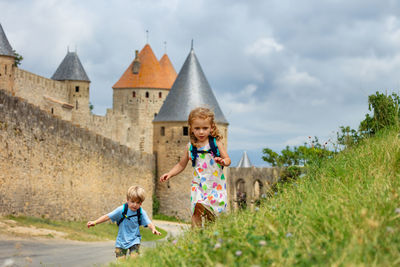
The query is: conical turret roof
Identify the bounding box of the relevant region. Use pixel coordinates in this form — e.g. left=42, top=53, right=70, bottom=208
left=159, top=54, right=177, bottom=88
left=113, top=44, right=172, bottom=89
left=237, top=151, right=253, bottom=168
left=51, top=51, right=90, bottom=82
left=0, top=23, right=14, bottom=57
left=154, top=48, right=228, bottom=123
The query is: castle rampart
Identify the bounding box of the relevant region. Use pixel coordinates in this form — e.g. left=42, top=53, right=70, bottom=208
left=0, top=89, right=155, bottom=220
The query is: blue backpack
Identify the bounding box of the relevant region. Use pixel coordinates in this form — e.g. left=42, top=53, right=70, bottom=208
left=189, top=135, right=222, bottom=168
left=117, top=203, right=142, bottom=226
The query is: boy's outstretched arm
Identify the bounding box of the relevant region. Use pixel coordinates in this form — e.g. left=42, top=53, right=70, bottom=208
left=160, top=147, right=189, bottom=182
left=87, top=214, right=110, bottom=228
left=147, top=222, right=161, bottom=235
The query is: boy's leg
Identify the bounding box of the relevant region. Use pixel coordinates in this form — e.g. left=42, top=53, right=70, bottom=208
left=128, top=244, right=140, bottom=258
left=191, top=203, right=204, bottom=228
left=115, top=247, right=127, bottom=260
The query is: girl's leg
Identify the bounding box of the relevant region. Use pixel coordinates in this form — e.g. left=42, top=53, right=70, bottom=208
left=191, top=203, right=204, bottom=228
left=204, top=208, right=216, bottom=224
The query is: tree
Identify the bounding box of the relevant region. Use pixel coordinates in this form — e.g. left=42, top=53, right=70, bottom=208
left=13, top=50, right=23, bottom=67
left=359, top=92, right=400, bottom=134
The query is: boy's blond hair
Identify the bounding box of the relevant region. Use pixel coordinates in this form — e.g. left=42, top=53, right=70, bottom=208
left=127, top=186, right=146, bottom=203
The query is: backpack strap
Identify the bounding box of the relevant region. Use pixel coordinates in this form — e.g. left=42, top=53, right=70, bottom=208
left=208, top=135, right=221, bottom=157
left=191, top=137, right=223, bottom=168
left=117, top=204, right=142, bottom=226
left=190, top=143, right=198, bottom=167
left=117, top=203, right=128, bottom=226
left=208, top=136, right=224, bottom=169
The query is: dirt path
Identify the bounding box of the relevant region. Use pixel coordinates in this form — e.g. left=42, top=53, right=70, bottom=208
left=0, top=220, right=189, bottom=267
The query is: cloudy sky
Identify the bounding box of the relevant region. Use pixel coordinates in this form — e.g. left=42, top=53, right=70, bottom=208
left=2, top=0, right=400, bottom=166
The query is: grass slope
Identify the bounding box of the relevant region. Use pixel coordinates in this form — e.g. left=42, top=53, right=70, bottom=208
left=128, top=130, right=400, bottom=266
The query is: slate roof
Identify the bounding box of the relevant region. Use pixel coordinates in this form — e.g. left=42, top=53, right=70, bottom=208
left=51, top=51, right=90, bottom=82
left=113, top=44, right=176, bottom=89
left=0, top=23, right=14, bottom=57
left=237, top=151, right=253, bottom=168
left=154, top=48, right=228, bottom=124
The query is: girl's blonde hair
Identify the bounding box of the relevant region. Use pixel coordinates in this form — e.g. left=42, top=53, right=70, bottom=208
left=127, top=185, right=145, bottom=203
left=188, top=107, right=222, bottom=146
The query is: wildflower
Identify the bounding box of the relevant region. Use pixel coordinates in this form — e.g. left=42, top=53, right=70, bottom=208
left=299, top=200, right=303, bottom=203
left=386, top=226, right=394, bottom=233
left=213, top=231, right=219, bottom=236
left=274, top=192, right=278, bottom=195
left=360, top=208, right=367, bottom=217
left=259, top=240, right=267, bottom=246
left=172, top=239, right=178, bottom=245
left=255, top=207, right=260, bottom=211
left=214, top=242, right=222, bottom=249
left=395, top=208, right=400, bottom=214
left=235, top=250, right=242, bottom=256
left=286, top=232, right=293, bottom=238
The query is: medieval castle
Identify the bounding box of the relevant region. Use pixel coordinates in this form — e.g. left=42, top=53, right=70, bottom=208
left=0, top=23, right=278, bottom=220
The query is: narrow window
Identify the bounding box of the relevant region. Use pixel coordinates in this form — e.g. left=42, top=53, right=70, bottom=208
left=51, top=108, right=54, bottom=114
left=75, top=86, right=79, bottom=92
left=183, top=126, right=188, bottom=136
left=146, top=91, right=149, bottom=98
left=132, top=91, right=136, bottom=97
left=5, top=65, right=7, bottom=75
left=161, top=126, right=165, bottom=136
left=76, top=100, right=78, bottom=110
left=159, top=92, right=162, bottom=98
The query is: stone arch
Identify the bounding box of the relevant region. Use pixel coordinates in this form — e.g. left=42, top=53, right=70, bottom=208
left=235, top=179, right=247, bottom=209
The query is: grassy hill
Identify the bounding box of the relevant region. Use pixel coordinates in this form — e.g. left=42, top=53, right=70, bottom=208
left=123, top=130, right=400, bottom=266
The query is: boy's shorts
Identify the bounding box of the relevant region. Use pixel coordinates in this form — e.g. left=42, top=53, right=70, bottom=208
left=115, top=244, right=140, bottom=258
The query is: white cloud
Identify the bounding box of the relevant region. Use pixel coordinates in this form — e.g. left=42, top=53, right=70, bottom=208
left=245, top=37, right=284, bottom=56
left=2, top=0, right=400, bottom=166
left=278, top=67, right=321, bottom=87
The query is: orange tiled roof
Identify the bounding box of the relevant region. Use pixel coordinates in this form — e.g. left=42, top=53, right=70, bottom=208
left=113, top=44, right=172, bottom=89
left=159, top=54, right=177, bottom=88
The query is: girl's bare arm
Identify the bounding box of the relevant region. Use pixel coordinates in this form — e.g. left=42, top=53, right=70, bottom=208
left=159, top=147, right=189, bottom=182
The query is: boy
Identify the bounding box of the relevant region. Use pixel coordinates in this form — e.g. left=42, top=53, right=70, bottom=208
left=87, top=185, right=161, bottom=259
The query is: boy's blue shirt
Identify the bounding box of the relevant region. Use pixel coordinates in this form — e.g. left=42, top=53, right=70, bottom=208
left=108, top=204, right=151, bottom=249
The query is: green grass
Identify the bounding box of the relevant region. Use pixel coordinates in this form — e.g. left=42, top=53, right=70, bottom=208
left=153, top=214, right=189, bottom=224
left=122, top=129, right=400, bottom=266
left=4, top=215, right=167, bottom=242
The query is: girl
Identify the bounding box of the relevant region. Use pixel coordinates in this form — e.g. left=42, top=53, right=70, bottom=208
left=159, top=107, right=231, bottom=227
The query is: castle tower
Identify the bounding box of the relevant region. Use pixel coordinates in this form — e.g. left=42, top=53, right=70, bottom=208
left=153, top=47, right=229, bottom=219
left=51, top=51, right=91, bottom=123
left=0, top=23, right=16, bottom=94
left=237, top=151, right=253, bottom=168
left=112, top=44, right=176, bottom=152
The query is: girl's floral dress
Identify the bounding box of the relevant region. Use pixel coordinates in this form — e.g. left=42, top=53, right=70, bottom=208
left=189, top=142, right=227, bottom=215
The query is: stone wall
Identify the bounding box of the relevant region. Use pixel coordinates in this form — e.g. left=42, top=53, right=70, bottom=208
left=0, top=56, right=15, bottom=94
left=0, top=90, right=155, bottom=220
left=226, top=167, right=280, bottom=211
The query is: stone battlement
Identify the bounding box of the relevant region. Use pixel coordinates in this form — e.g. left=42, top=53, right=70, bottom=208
left=0, top=89, right=155, bottom=220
